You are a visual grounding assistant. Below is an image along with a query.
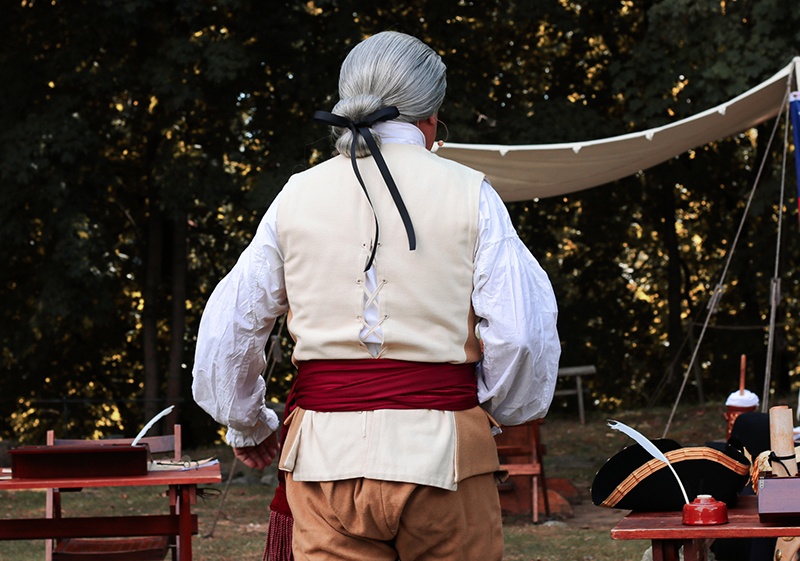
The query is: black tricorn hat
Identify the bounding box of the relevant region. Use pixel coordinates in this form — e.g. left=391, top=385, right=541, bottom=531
left=591, top=438, right=750, bottom=511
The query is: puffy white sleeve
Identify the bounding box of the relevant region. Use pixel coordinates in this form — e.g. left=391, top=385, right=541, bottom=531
left=473, top=182, right=560, bottom=426
left=191, top=196, right=288, bottom=447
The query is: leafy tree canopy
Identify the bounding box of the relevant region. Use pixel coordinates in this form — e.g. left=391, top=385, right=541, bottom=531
left=1, top=0, right=799, bottom=445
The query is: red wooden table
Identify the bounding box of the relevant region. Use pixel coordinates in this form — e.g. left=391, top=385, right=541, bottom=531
left=0, top=463, right=221, bottom=561
left=611, top=496, right=800, bottom=561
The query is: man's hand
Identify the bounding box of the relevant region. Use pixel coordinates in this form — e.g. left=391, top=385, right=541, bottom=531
left=233, top=431, right=280, bottom=470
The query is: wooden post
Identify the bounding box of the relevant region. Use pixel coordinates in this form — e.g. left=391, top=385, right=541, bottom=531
left=769, top=406, right=798, bottom=477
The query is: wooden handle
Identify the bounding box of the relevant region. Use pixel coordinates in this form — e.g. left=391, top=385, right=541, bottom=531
left=739, top=354, right=746, bottom=394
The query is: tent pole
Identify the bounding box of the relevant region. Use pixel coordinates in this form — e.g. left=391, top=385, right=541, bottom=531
left=761, top=98, right=792, bottom=412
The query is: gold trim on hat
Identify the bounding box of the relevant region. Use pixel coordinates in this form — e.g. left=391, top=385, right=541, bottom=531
left=600, top=447, right=750, bottom=508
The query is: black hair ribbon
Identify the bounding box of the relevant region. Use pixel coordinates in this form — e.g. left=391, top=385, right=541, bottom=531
left=314, top=106, right=416, bottom=272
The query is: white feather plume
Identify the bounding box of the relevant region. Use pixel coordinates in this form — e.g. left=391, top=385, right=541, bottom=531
left=132, top=405, right=175, bottom=447
left=607, top=419, right=690, bottom=504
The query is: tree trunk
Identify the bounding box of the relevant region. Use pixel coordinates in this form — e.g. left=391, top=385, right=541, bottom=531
left=166, top=212, right=187, bottom=431
left=143, top=205, right=163, bottom=426
left=661, top=176, right=703, bottom=405
left=664, top=190, right=683, bottom=351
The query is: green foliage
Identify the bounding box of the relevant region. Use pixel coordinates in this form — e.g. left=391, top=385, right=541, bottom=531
left=1, top=0, right=799, bottom=444
left=597, top=0, right=800, bottom=406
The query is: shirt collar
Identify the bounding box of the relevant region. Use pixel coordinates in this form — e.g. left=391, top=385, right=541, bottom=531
left=373, top=120, right=426, bottom=147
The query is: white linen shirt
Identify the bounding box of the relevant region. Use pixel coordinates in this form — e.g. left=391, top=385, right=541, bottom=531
left=192, top=121, right=560, bottom=455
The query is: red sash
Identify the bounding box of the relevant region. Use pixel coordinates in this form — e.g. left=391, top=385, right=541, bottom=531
left=265, top=358, right=478, bottom=560
left=294, top=358, right=479, bottom=412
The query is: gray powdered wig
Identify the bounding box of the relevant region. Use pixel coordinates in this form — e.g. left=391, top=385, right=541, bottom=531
left=330, top=31, right=446, bottom=157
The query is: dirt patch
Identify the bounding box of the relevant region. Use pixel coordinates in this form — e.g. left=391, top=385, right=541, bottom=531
left=565, top=478, right=629, bottom=530
left=542, top=476, right=629, bottom=530
left=566, top=500, right=629, bottom=530
left=500, top=475, right=629, bottom=531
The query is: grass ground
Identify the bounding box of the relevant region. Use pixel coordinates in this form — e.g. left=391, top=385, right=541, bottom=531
left=0, top=399, right=744, bottom=560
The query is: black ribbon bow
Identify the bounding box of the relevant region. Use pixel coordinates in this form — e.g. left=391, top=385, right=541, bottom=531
left=314, top=106, right=416, bottom=272
left=768, top=451, right=797, bottom=475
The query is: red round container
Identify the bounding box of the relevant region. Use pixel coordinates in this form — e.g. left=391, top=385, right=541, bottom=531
left=682, top=495, right=728, bottom=525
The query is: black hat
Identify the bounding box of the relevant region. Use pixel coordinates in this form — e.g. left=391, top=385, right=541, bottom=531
left=591, top=438, right=750, bottom=511
left=728, top=412, right=770, bottom=459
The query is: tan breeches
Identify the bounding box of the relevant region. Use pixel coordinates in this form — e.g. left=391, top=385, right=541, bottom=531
left=285, top=473, right=503, bottom=561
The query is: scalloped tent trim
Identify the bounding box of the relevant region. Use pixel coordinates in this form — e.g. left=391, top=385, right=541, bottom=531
left=435, top=57, right=800, bottom=202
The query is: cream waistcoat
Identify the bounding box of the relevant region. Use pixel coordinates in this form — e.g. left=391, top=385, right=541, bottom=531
left=276, top=144, right=497, bottom=489
left=277, top=143, right=483, bottom=363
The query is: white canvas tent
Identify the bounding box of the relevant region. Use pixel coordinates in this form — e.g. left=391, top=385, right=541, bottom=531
left=435, top=57, right=800, bottom=202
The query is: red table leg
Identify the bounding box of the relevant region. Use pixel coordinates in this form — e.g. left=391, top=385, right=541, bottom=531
left=681, top=539, right=709, bottom=561
left=177, top=485, right=195, bottom=561
left=651, top=539, right=682, bottom=561
left=651, top=539, right=708, bottom=561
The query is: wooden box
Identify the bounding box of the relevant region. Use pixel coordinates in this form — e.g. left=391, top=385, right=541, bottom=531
left=757, top=475, right=800, bottom=522
left=9, top=444, right=148, bottom=479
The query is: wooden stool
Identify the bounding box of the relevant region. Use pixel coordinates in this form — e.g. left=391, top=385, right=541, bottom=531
left=496, top=420, right=549, bottom=522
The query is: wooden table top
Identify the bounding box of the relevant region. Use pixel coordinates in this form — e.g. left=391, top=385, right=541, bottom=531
left=612, top=496, right=800, bottom=541
left=0, top=463, right=221, bottom=491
